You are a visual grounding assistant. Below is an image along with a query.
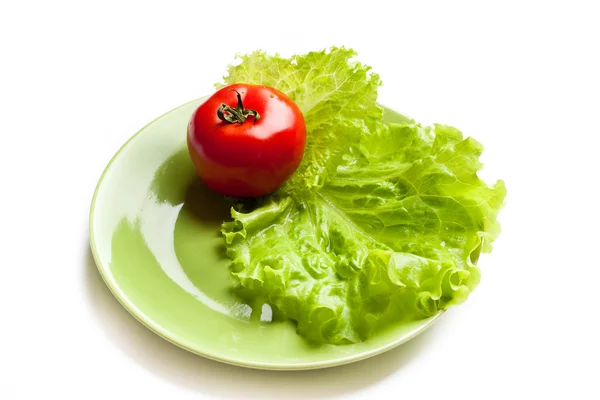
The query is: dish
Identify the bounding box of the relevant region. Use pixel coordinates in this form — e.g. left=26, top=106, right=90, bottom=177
left=89, top=97, right=462, bottom=370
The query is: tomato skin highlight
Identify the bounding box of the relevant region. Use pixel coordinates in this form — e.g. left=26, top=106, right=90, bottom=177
left=187, top=83, right=306, bottom=198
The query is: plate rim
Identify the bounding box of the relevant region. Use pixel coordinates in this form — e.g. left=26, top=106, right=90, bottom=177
left=88, top=97, right=445, bottom=371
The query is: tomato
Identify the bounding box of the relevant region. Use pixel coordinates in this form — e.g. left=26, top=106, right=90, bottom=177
left=187, top=83, right=306, bottom=198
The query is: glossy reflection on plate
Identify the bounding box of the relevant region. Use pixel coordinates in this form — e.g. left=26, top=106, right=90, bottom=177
left=89, top=98, right=454, bottom=370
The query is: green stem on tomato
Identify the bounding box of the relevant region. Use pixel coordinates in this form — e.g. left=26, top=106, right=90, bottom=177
left=217, top=90, right=261, bottom=124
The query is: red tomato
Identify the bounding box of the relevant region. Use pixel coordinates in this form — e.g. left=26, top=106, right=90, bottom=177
left=187, top=83, right=307, bottom=197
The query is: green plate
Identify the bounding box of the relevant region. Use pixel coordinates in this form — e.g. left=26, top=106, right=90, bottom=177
left=89, top=98, right=466, bottom=370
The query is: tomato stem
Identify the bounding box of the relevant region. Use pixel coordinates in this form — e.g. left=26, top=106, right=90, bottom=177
left=217, top=90, right=261, bottom=124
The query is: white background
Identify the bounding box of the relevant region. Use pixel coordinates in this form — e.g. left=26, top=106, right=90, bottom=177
left=1, top=1, right=599, bottom=398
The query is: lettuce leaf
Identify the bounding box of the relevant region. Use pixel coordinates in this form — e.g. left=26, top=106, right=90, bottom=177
left=219, top=47, right=506, bottom=345
left=218, top=47, right=382, bottom=190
